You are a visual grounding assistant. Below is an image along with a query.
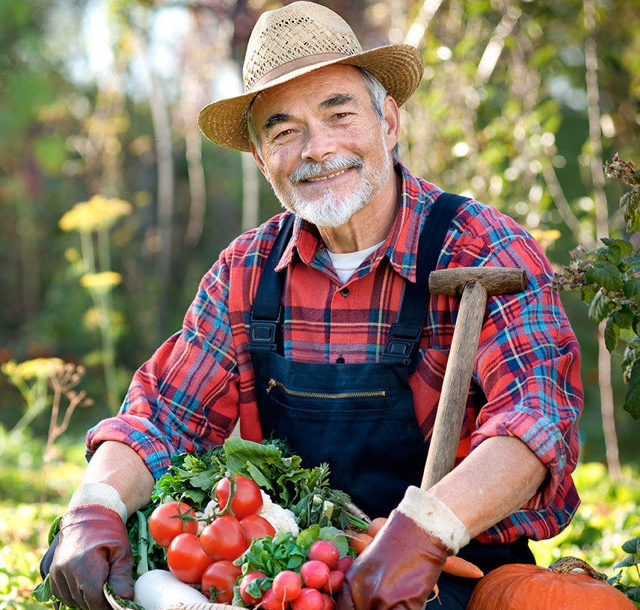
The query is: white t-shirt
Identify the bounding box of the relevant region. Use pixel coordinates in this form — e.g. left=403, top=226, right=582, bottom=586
left=327, top=240, right=385, bottom=284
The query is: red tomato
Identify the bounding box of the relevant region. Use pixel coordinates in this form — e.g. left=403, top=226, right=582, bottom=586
left=148, top=501, right=198, bottom=548
left=200, top=514, right=247, bottom=561
left=272, top=570, right=302, bottom=602
left=240, top=571, right=267, bottom=604
left=215, top=475, right=263, bottom=519
left=167, top=533, right=212, bottom=584
left=292, top=588, right=324, bottom=610
left=201, top=560, right=242, bottom=604
left=240, top=514, right=276, bottom=542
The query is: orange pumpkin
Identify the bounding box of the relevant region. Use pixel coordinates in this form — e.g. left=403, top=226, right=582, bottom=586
left=467, top=557, right=635, bottom=609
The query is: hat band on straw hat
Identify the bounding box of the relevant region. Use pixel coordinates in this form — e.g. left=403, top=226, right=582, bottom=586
left=197, top=1, right=425, bottom=151
left=250, top=52, right=350, bottom=92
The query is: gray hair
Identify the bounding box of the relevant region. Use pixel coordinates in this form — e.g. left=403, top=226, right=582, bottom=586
left=247, top=67, right=399, bottom=163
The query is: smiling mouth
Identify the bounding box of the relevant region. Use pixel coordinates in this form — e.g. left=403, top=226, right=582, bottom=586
left=303, top=168, right=350, bottom=183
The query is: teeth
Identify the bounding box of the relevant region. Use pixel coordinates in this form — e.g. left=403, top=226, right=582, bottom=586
left=306, top=169, right=347, bottom=182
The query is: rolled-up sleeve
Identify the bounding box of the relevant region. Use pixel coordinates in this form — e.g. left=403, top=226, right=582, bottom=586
left=462, top=217, right=582, bottom=541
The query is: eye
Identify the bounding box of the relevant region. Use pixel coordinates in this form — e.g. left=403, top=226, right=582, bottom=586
left=273, top=128, right=294, bottom=140
left=334, top=112, right=351, bottom=119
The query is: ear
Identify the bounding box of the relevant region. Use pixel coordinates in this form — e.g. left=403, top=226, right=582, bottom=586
left=251, top=143, right=271, bottom=183
left=381, top=95, right=400, bottom=154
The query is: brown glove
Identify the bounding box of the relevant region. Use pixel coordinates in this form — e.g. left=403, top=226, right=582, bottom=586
left=337, top=487, right=469, bottom=610
left=49, top=505, right=134, bottom=610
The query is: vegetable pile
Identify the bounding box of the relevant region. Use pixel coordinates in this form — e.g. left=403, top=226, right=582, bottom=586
left=131, top=438, right=372, bottom=609
left=36, top=437, right=486, bottom=609
left=37, top=438, right=372, bottom=609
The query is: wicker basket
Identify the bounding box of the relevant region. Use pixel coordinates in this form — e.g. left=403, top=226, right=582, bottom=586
left=103, top=584, right=244, bottom=610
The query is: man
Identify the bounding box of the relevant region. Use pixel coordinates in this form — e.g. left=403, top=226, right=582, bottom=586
left=46, top=2, right=582, bottom=609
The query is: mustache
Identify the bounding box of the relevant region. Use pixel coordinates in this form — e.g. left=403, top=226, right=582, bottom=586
left=289, top=156, right=364, bottom=183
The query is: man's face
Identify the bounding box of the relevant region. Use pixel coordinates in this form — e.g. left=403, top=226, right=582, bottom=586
left=249, top=65, right=398, bottom=228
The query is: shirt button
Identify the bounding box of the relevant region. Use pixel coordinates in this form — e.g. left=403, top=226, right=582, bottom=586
left=340, top=287, right=350, bottom=297
left=336, top=356, right=345, bottom=363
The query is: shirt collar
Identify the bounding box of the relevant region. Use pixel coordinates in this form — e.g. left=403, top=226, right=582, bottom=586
left=274, top=163, right=442, bottom=283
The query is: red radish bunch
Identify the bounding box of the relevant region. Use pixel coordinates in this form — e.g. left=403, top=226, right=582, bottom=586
left=244, top=540, right=350, bottom=609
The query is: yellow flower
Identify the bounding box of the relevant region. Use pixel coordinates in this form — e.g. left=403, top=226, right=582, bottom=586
left=83, top=307, right=102, bottom=330
left=1, top=358, right=64, bottom=381
left=59, top=195, right=132, bottom=233
left=64, top=247, right=80, bottom=262
left=80, top=271, right=122, bottom=291
left=529, top=229, right=562, bottom=249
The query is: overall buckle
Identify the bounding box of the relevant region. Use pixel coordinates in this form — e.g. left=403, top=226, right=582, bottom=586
left=382, top=324, right=422, bottom=366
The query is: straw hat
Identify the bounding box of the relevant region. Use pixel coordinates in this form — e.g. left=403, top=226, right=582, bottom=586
left=197, top=1, right=424, bottom=152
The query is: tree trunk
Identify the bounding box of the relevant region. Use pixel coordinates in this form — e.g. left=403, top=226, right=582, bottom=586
left=584, top=0, right=621, bottom=478
left=138, top=32, right=175, bottom=338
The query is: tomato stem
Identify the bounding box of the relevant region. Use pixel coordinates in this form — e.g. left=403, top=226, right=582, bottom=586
left=217, top=473, right=237, bottom=517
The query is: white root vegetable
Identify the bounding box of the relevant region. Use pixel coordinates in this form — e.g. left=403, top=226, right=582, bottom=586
left=133, top=569, right=209, bottom=610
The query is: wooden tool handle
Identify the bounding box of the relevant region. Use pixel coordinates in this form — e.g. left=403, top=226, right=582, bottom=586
left=421, top=280, right=488, bottom=490
left=429, top=267, right=527, bottom=297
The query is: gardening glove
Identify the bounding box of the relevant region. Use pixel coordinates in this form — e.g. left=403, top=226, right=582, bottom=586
left=337, top=487, right=470, bottom=610
left=49, top=502, right=134, bottom=610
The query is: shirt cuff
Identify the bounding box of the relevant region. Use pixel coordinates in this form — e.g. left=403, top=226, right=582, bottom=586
left=85, top=415, right=174, bottom=481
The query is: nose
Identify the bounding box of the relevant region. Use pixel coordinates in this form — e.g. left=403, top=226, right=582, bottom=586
left=301, top=121, right=337, bottom=162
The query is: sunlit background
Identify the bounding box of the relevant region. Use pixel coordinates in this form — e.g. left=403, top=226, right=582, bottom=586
left=1, top=0, right=640, bottom=605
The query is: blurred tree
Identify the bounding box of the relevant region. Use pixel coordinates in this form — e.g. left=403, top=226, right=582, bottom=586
left=1, top=0, right=639, bottom=467
left=394, top=0, right=640, bottom=468
left=0, top=0, right=79, bottom=334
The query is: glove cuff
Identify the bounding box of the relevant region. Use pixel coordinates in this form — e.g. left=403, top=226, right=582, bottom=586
left=68, top=483, right=128, bottom=522
left=396, top=486, right=470, bottom=553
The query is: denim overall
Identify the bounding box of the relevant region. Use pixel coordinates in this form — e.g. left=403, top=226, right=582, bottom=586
left=247, top=192, right=534, bottom=607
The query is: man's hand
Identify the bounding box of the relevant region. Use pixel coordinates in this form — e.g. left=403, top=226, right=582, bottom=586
left=49, top=505, right=134, bottom=610
left=337, top=487, right=469, bottom=610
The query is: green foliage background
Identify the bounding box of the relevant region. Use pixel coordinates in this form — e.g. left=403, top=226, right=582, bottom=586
left=1, top=0, right=640, bottom=606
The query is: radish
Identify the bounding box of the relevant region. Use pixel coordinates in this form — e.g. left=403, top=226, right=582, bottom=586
left=300, top=560, right=330, bottom=589
left=336, top=556, right=353, bottom=574
left=133, top=569, right=209, bottom=610
left=261, top=588, right=286, bottom=610
left=240, top=571, right=267, bottom=604
left=322, top=570, right=344, bottom=594
left=308, top=540, right=340, bottom=569
left=292, top=588, right=324, bottom=610
left=321, top=592, right=335, bottom=610
left=272, top=570, right=302, bottom=602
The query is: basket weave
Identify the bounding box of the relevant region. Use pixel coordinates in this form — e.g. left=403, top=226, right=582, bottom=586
left=103, top=584, right=244, bottom=610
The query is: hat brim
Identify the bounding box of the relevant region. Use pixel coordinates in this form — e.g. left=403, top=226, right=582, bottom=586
left=197, top=44, right=424, bottom=152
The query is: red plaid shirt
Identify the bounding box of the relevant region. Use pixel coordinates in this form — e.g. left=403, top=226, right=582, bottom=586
left=87, top=163, right=582, bottom=543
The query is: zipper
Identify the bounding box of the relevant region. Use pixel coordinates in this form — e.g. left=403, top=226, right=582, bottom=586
left=265, top=378, right=386, bottom=399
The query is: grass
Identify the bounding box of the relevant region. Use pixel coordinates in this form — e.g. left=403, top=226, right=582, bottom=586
left=1, top=427, right=638, bottom=609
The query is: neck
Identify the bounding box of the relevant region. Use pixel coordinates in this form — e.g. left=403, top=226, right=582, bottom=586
left=318, top=169, right=401, bottom=253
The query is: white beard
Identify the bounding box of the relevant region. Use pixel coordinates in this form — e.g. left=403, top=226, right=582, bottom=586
left=286, top=177, right=377, bottom=227
left=272, top=143, right=391, bottom=228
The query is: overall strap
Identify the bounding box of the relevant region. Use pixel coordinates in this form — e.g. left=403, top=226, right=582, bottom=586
left=381, top=191, right=467, bottom=370
left=248, top=213, right=296, bottom=353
